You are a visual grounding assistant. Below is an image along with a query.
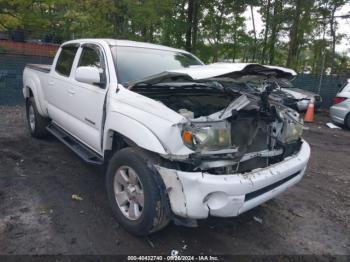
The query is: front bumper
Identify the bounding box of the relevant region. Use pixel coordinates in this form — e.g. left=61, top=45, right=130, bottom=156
left=156, top=140, right=310, bottom=219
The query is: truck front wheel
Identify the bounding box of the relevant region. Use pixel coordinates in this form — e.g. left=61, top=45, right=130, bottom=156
left=26, top=97, right=49, bottom=138
left=106, top=147, right=171, bottom=235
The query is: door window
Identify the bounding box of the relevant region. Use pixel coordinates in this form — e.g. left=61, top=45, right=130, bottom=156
left=55, top=45, right=79, bottom=77
left=78, top=45, right=106, bottom=86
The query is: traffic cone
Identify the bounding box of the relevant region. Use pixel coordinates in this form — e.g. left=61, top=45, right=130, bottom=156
left=304, top=97, right=315, bottom=122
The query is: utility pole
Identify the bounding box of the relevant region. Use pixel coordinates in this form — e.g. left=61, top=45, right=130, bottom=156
left=318, top=49, right=326, bottom=95
left=317, top=24, right=327, bottom=95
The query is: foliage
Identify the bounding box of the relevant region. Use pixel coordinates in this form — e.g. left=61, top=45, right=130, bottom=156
left=0, top=0, right=349, bottom=74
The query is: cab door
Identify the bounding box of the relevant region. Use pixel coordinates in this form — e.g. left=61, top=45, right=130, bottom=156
left=46, top=44, right=80, bottom=132
left=65, top=44, right=109, bottom=153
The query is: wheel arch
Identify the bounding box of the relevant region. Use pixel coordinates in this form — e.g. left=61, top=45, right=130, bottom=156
left=103, top=112, right=168, bottom=157
left=23, top=69, right=48, bottom=117
left=23, top=85, right=34, bottom=98
left=345, top=111, right=350, bottom=129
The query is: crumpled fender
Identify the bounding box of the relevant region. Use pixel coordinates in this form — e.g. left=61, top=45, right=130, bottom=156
left=103, top=91, right=194, bottom=157
left=103, top=111, right=168, bottom=155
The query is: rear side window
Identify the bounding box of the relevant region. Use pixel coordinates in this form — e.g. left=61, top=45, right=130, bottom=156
left=55, top=45, right=79, bottom=76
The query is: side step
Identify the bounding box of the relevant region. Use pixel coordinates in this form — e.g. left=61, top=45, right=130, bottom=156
left=46, top=123, right=104, bottom=165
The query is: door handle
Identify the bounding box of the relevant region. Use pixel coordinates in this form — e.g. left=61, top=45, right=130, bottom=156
left=67, top=89, right=76, bottom=95
left=48, top=81, right=54, bottom=86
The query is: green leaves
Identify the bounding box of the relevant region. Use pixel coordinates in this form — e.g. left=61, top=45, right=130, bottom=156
left=0, top=0, right=348, bottom=73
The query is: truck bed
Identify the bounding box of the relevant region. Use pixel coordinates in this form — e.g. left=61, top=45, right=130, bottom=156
left=26, top=64, right=51, bottom=73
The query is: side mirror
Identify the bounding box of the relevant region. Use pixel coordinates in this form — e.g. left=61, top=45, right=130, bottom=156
left=75, top=66, right=102, bottom=87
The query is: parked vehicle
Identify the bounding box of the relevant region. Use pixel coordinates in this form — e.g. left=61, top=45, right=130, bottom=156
left=243, top=78, right=303, bottom=110
left=280, top=86, right=322, bottom=111
left=330, top=79, right=350, bottom=128
left=269, top=88, right=300, bottom=109
left=23, top=39, right=310, bottom=235
left=239, top=75, right=321, bottom=111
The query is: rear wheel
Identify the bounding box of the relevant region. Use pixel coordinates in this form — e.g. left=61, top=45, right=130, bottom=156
left=106, top=147, right=170, bottom=235
left=26, top=97, right=49, bottom=138
left=345, top=113, right=350, bottom=129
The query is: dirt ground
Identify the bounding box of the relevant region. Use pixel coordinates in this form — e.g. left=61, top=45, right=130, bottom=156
left=0, top=106, right=349, bottom=256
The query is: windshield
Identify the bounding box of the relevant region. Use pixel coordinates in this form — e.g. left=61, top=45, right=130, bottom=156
left=111, top=46, right=203, bottom=85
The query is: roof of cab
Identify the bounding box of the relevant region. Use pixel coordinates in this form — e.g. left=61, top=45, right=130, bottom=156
left=62, top=38, right=189, bottom=54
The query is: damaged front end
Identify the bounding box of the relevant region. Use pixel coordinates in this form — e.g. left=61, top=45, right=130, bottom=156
left=129, top=64, right=310, bottom=220
left=132, top=77, right=304, bottom=175
left=180, top=94, right=304, bottom=174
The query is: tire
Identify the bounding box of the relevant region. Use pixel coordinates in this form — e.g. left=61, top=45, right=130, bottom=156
left=345, top=113, right=350, bottom=129
left=106, top=147, right=171, bottom=236
left=26, top=97, right=49, bottom=138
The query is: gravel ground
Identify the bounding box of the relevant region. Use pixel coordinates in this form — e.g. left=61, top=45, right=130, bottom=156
left=0, top=106, right=349, bottom=256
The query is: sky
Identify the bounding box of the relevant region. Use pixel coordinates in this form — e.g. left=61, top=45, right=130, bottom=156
left=244, top=3, right=350, bottom=55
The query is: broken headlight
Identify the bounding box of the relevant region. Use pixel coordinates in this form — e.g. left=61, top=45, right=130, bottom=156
left=182, top=121, right=232, bottom=151
left=284, top=120, right=303, bottom=142
left=279, top=110, right=304, bottom=143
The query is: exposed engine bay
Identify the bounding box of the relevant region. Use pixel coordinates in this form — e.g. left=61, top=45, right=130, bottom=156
left=132, top=78, right=304, bottom=175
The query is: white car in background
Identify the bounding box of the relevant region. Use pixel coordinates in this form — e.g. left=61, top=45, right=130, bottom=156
left=330, top=79, right=350, bottom=128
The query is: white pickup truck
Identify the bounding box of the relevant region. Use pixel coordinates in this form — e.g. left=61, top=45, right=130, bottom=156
left=23, top=39, right=310, bottom=235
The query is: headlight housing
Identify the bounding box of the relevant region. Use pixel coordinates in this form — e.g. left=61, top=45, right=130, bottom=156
left=278, top=110, right=304, bottom=143
left=284, top=120, right=303, bottom=143
left=182, top=121, right=232, bottom=151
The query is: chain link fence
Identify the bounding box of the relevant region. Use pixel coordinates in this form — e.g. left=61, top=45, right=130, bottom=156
left=293, top=74, right=349, bottom=108
left=0, top=55, right=55, bottom=105
left=0, top=39, right=58, bottom=105
left=0, top=39, right=348, bottom=107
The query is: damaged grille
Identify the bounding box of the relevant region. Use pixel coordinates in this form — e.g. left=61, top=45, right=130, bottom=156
left=244, top=170, right=301, bottom=202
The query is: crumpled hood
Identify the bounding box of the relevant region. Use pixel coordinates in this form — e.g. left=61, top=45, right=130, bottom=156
left=127, top=63, right=297, bottom=88
left=281, top=88, right=318, bottom=100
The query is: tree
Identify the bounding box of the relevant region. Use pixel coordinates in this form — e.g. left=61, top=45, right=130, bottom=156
left=268, top=0, right=283, bottom=64
left=260, top=0, right=271, bottom=64
left=0, top=0, right=349, bottom=73
left=329, top=0, right=346, bottom=73
left=250, top=4, right=257, bottom=61
left=286, top=0, right=315, bottom=69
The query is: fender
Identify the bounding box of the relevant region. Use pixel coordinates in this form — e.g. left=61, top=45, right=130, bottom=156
left=23, top=69, right=48, bottom=117
left=103, top=111, right=167, bottom=155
